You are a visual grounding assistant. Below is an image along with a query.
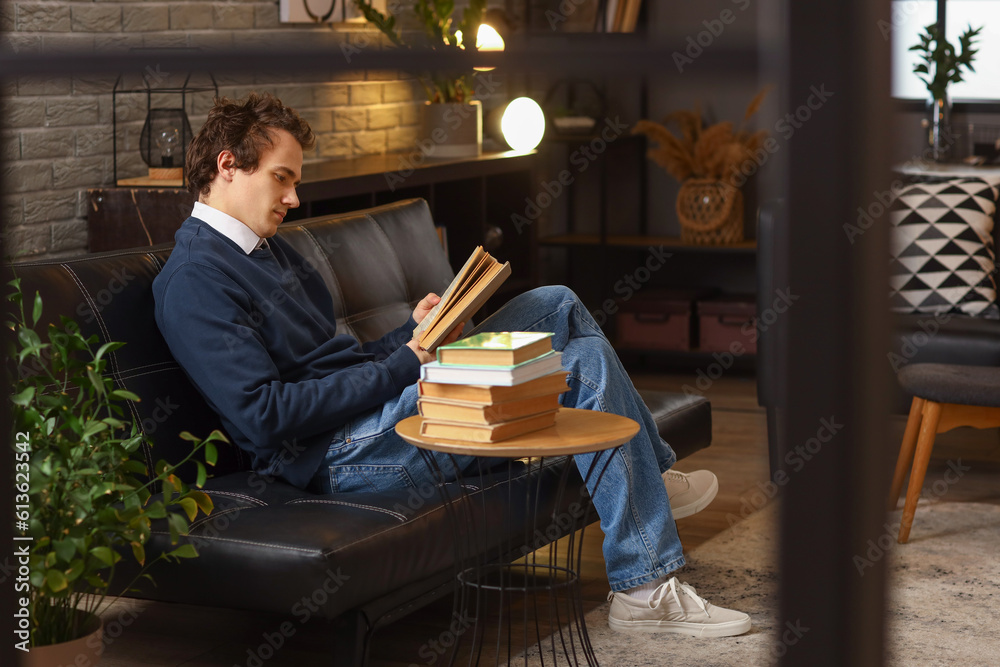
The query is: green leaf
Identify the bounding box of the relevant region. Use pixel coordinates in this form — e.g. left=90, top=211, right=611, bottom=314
left=82, top=420, right=109, bottom=439
left=122, top=459, right=148, bottom=475
left=161, top=474, right=177, bottom=498
left=167, top=513, right=188, bottom=542
left=45, top=569, right=68, bottom=592
left=94, top=341, right=120, bottom=362
left=177, top=497, right=198, bottom=521
left=17, top=327, right=41, bottom=349
left=167, top=544, right=198, bottom=559
left=189, top=490, right=214, bottom=516
left=11, top=386, right=35, bottom=407
left=32, top=292, right=43, bottom=326
left=102, top=416, right=127, bottom=429
left=65, top=559, right=85, bottom=582
left=53, top=538, right=76, bottom=562
left=90, top=546, right=116, bottom=566
left=86, top=367, right=106, bottom=397
left=131, top=541, right=146, bottom=565
left=195, top=461, right=207, bottom=488
left=110, top=389, right=141, bottom=402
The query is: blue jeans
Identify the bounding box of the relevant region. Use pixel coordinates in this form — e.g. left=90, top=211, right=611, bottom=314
left=311, top=286, right=685, bottom=590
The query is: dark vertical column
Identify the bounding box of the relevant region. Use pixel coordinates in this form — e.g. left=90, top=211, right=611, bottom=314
left=780, top=1, right=892, bottom=665
left=1, top=81, right=19, bottom=667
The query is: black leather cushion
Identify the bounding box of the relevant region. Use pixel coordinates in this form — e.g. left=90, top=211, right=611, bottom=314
left=638, top=390, right=711, bottom=461
left=897, top=363, right=1000, bottom=408
left=278, top=207, right=455, bottom=343
left=109, top=457, right=592, bottom=619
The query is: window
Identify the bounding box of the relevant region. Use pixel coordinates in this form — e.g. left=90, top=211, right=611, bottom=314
left=890, top=0, right=1000, bottom=101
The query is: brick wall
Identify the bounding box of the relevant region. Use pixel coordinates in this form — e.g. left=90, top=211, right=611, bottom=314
left=1, top=0, right=425, bottom=260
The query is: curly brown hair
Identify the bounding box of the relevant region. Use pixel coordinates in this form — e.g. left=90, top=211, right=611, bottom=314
left=186, top=92, right=315, bottom=197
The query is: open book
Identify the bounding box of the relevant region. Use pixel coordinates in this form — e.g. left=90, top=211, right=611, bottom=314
left=412, top=246, right=511, bottom=352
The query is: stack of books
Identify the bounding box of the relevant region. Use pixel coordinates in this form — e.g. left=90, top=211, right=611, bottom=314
left=417, top=332, right=570, bottom=442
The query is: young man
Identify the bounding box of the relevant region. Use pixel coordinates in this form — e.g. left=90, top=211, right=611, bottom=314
left=153, top=92, right=751, bottom=636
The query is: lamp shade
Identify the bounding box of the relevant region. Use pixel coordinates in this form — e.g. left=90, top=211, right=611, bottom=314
left=476, top=24, right=504, bottom=52
left=500, top=97, right=545, bottom=153
left=456, top=22, right=505, bottom=72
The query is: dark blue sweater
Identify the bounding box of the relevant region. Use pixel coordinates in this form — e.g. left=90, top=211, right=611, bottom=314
left=153, top=217, right=421, bottom=488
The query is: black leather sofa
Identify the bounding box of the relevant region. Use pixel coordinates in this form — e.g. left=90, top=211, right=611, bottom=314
left=12, top=198, right=712, bottom=666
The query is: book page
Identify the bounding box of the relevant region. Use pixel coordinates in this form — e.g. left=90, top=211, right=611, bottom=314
left=412, top=246, right=486, bottom=340
left=429, top=252, right=493, bottom=326
left=419, top=260, right=511, bottom=350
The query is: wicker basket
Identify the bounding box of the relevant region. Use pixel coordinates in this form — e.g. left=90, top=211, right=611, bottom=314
left=676, top=179, right=744, bottom=245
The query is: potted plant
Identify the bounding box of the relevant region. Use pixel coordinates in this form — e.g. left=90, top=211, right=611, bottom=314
left=910, top=22, right=982, bottom=161
left=632, top=88, right=770, bottom=245
left=354, top=0, right=495, bottom=157
left=8, top=279, right=223, bottom=664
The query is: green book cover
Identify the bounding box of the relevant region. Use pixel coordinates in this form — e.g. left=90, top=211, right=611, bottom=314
left=436, top=331, right=555, bottom=366
left=440, top=331, right=553, bottom=351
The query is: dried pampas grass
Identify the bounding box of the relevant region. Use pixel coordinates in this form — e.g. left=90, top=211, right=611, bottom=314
left=632, top=87, right=772, bottom=185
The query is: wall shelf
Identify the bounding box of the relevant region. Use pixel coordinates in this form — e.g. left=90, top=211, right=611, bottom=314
left=88, top=151, right=539, bottom=321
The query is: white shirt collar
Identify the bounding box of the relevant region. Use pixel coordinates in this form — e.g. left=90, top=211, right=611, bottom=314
left=192, top=201, right=268, bottom=255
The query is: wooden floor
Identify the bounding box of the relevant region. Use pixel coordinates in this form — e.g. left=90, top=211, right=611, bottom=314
left=95, top=369, right=1000, bottom=666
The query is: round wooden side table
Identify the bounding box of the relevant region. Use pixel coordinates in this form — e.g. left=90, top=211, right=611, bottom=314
left=396, top=407, right=639, bottom=666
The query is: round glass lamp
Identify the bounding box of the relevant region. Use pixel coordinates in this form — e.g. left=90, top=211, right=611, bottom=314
left=501, top=97, right=546, bottom=153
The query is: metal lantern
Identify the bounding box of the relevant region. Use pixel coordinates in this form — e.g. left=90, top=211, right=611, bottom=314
left=112, top=48, right=217, bottom=187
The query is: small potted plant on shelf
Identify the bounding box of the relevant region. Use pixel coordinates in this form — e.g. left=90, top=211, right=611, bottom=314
left=354, top=0, right=500, bottom=157
left=632, top=88, right=770, bottom=245
left=909, top=22, right=982, bottom=161
left=8, top=279, right=223, bottom=665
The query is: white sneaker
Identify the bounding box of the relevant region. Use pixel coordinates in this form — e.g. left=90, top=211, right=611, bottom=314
left=608, top=578, right=751, bottom=637
left=663, top=469, right=718, bottom=519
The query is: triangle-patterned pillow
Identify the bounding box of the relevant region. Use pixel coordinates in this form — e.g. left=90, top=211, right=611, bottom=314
left=889, top=177, right=1000, bottom=319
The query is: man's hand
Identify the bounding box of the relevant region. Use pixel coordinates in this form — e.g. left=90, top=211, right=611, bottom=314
left=438, top=321, right=465, bottom=348
left=406, top=321, right=465, bottom=365
left=405, top=339, right=436, bottom=364
left=412, top=292, right=441, bottom=325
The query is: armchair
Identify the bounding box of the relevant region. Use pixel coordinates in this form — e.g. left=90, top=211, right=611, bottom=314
left=757, top=180, right=1000, bottom=476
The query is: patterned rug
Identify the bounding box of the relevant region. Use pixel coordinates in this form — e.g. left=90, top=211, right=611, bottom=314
left=572, top=499, right=1000, bottom=667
